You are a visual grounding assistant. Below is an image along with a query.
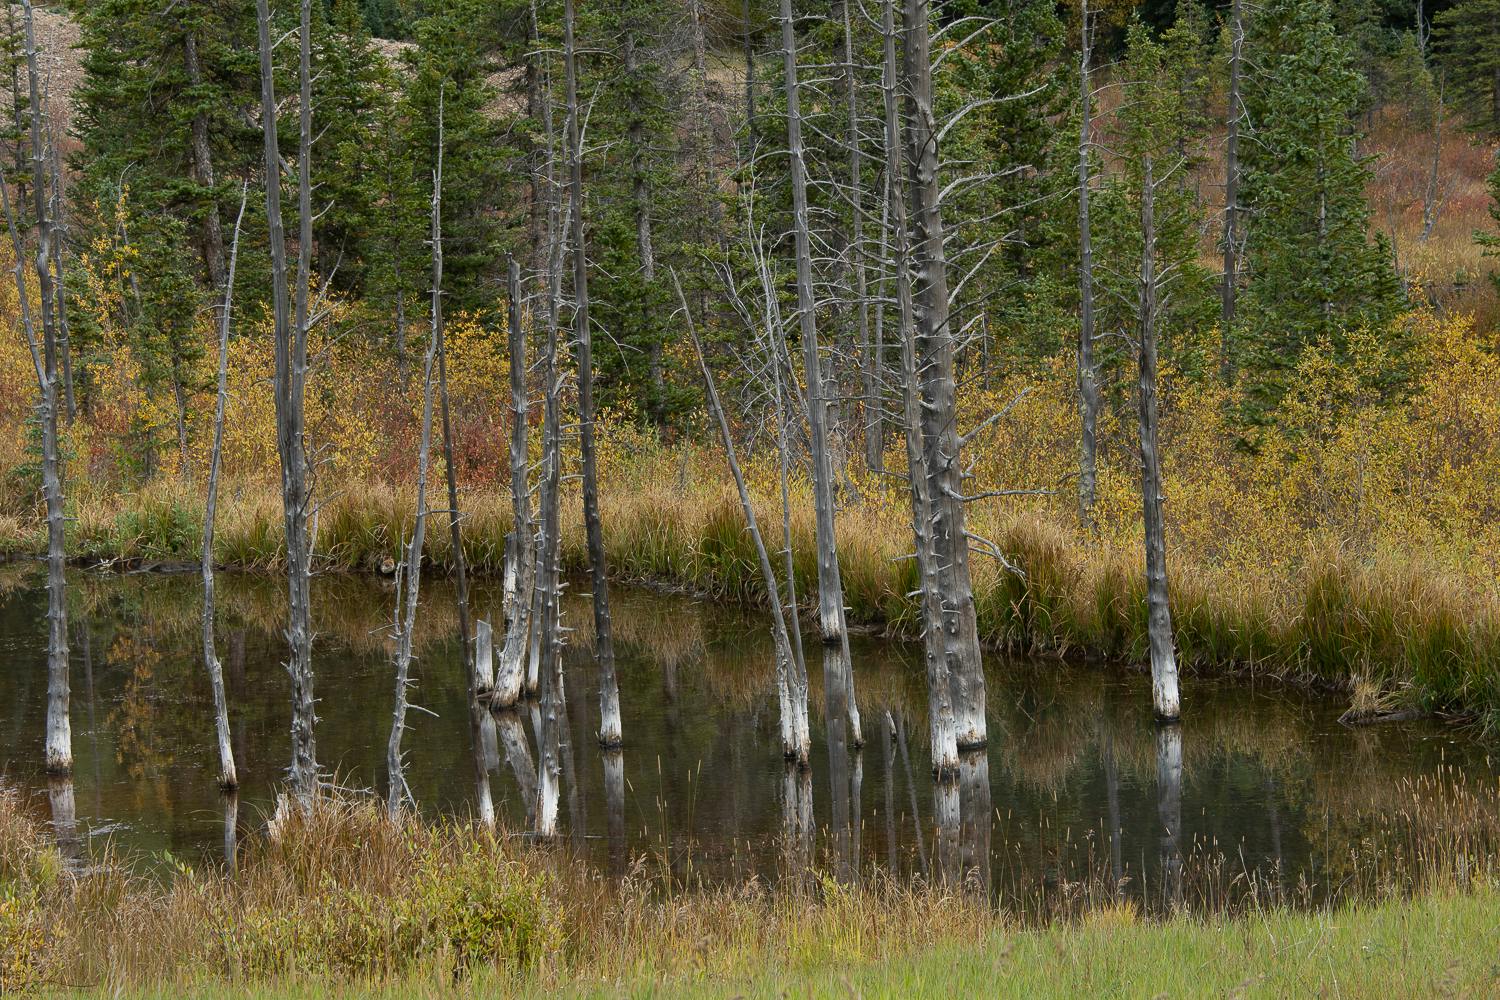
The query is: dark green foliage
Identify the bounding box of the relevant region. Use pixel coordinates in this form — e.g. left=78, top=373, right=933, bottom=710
left=1091, top=19, right=1217, bottom=383
left=1434, top=0, right=1500, bottom=135
left=398, top=0, right=520, bottom=317
left=1238, top=0, right=1406, bottom=424
left=943, top=0, right=1076, bottom=370
left=69, top=0, right=259, bottom=287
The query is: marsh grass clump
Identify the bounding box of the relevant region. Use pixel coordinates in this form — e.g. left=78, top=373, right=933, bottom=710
left=11, top=793, right=559, bottom=992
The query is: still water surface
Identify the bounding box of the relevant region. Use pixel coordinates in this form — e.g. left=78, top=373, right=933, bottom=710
left=0, top=566, right=1493, bottom=910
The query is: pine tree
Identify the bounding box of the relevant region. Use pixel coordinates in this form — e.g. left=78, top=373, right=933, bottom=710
left=585, top=0, right=693, bottom=427
left=70, top=0, right=260, bottom=290
left=1434, top=0, right=1500, bottom=135
left=399, top=0, right=518, bottom=315
left=1238, top=0, right=1404, bottom=424
left=1093, top=19, right=1216, bottom=382
left=944, top=0, right=1075, bottom=366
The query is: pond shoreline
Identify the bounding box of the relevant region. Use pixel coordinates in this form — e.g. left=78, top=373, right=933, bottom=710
left=0, top=541, right=1476, bottom=732
left=2, top=474, right=1496, bottom=732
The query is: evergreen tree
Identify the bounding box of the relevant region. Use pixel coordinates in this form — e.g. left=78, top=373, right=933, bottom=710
left=399, top=0, right=519, bottom=315
left=1434, top=0, right=1500, bottom=135
left=944, top=0, right=1075, bottom=365
left=70, top=0, right=259, bottom=289
left=1093, top=19, right=1216, bottom=382
left=578, top=0, right=698, bottom=428
left=1239, top=0, right=1405, bottom=424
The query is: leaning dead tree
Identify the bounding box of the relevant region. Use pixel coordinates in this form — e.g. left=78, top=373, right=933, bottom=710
left=680, top=268, right=810, bottom=766
left=1076, top=0, right=1100, bottom=528
left=901, top=0, right=986, bottom=749
left=779, top=0, right=862, bottom=746
left=201, top=188, right=247, bottom=791
left=880, top=0, right=956, bottom=776
left=0, top=1, right=69, bottom=774
left=257, top=0, right=319, bottom=801
left=387, top=99, right=447, bottom=820
left=563, top=0, right=622, bottom=750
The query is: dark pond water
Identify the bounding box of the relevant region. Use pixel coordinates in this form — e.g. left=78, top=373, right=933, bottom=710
left=0, top=565, right=1494, bottom=912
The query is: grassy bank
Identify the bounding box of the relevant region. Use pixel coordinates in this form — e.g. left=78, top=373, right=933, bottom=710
left=10, top=457, right=1500, bottom=729
left=2, top=789, right=1495, bottom=998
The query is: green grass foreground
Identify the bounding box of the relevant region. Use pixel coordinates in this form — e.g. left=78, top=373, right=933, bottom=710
left=77, top=889, right=1500, bottom=998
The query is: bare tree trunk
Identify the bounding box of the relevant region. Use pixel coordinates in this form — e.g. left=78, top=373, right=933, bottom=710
left=845, top=0, right=879, bottom=474
left=743, top=0, right=757, bottom=141
left=202, top=189, right=247, bottom=791
left=901, top=0, right=984, bottom=749
left=1077, top=0, right=1100, bottom=527
left=564, top=0, right=622, bottom=750
left=622, top=24, right=664, bottom=427
left=184, top=30, right=227, bottom=291
left=1420, top=76, right=1446, bottom=243
left=680, top=270, right=809, bottom=765
left=1220, top=0, right=1243, bottom=378
left=780, top=0, right=862, bottom=745
left=10, top=1, right=67, bottom=775
left=436, top=250, right=472, bottom=720
left=256, top=0, right=317, bottom=802
left=43, top=104, right=71, bottom=423
left=882, top=0, right=955, bottom=776
left=387, top=104, right=446, bottom=820
left=1138, top=158, right=1180, bottom=723
left=756, top=230, right=813, bottom=740
left=495, top=258, right=533, bottom=709
left=534, top=124, right=568, bottom=837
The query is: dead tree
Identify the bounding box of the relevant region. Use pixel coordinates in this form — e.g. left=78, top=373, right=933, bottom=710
left=680, top=269, right=810, bottom=765
left=201, top=188, right=247, bottom=791
left=844, top=0, right=879, bottom=473
left=1138, top=156, right=1181, bottom=723
left=1077, top=0, right=1100, bottom=527
left=387, top=100, right=447, bottom=820
left=1220, top=0, right=1243, bottom=377
left=533, top=33, right=570, bottom=835
left=901, top=0, right=985, bottom=748
left=563, top=0, right=622, bottom=749
left=40, top=82, right=71, bottom=424
left=0, top=1, right=69, bottom=775
left=743, top=0, right=758, bottom=141
left=437, top=327, right=473, bottom=716
left=494, top=258, right=533, bottom=709
left=256, top=0, right=318, bottom=801
left=779, top=0, right=862, bottom=746
left=533, top=302, right=565, bottom=838
left=881, top=0, right=956, bottom=776
left=622, top=19, right=665, bottom=425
